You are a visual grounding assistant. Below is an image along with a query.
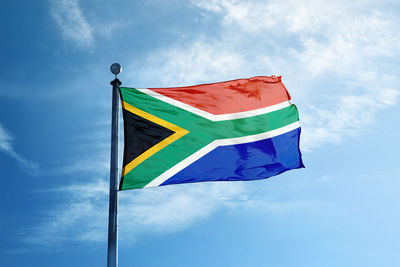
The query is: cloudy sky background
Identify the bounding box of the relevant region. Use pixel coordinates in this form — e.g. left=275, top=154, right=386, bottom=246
left=1, top=0, right=400, bottom=266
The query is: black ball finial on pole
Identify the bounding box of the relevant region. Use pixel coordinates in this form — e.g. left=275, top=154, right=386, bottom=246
left=110, top=63, right=122, bottom=78
left=110, top=63, right=122, bottom=87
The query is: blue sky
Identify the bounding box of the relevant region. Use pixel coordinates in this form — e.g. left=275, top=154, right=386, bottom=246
left=1, top=0, right=400, bottom=266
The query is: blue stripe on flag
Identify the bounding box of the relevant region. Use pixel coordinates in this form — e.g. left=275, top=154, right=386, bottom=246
left=161, top=127, right=304, bottom=186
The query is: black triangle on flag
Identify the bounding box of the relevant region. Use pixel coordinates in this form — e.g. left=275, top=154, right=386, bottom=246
left=122, top=108, right=175, bottom=168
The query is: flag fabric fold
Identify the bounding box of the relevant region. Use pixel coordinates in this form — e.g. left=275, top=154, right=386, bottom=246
left=119, top=76, right=304, bottom=190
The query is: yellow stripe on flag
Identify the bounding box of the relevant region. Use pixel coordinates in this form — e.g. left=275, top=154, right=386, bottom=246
left=121, top=101, right=189, bottom=177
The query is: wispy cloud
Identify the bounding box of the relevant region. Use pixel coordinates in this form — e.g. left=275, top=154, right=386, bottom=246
left=0, top=122, right=39, bottom=176
left=25, top=179, right=108, bottom=246
left=129, top=40, right=248, bottom=87
left=25, top=176, right=330, bottom=247
left=0, top=123, right=13, bottom=152
left=29, top=0, right=400, bottom=248
left=25, top=179, right=244, bottom=246
left=50, top=0, right=94, bottom=47
left=301, top=89, right=399, bottom=150
left=132, top=0, right=400, bottom=151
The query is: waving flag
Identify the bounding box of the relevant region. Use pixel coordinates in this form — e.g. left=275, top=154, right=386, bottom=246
left=119, top=76, right=303, bottom=190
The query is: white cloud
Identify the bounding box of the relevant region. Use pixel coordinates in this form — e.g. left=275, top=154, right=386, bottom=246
left=135, top=0, right=400, bottom=151
left=192, top=0, right=346, bottom=34
left=0, top=122, right=39, bottom=176
left=29, top=0, right=400, bottom=247
left=295, top=12, right=400, bottom=77
left=57, top=159, right=109, bottom=175
left=26, top=177, right=333, bottom=247
left=25, top=180, right=108, bottom=246
left=119, top=181, right=243, bottom=233
left=25, top=179, right=244, bottom=246
left=301, top=89, right=399, bottom=150
left=128, top=40, right=248, bottom=87
left=95, top=21, right=124, bottom=39
left=50, top=0, right=94, bottom=47
left=0, top=123, right=13, bottom=152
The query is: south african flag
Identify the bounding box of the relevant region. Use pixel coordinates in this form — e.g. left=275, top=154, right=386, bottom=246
left=119, top=76, right=304, bottom=190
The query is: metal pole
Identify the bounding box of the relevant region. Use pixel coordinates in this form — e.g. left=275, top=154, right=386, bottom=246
left=108, top=63, right=122, bottom=267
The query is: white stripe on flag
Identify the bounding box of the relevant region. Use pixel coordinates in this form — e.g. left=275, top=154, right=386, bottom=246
left=145, top=121, right=301, bottom=188
left=136, top=88, right=292, bottom=121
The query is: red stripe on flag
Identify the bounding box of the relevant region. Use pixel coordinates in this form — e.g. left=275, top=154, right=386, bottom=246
left=149, top=76, right=292, bottom=115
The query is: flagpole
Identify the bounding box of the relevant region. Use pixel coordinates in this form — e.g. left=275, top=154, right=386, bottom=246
left=108, top=63, right=122, bottom=267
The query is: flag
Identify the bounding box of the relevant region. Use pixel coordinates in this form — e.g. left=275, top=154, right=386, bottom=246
left=119, top=76, right=304, bottom=190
